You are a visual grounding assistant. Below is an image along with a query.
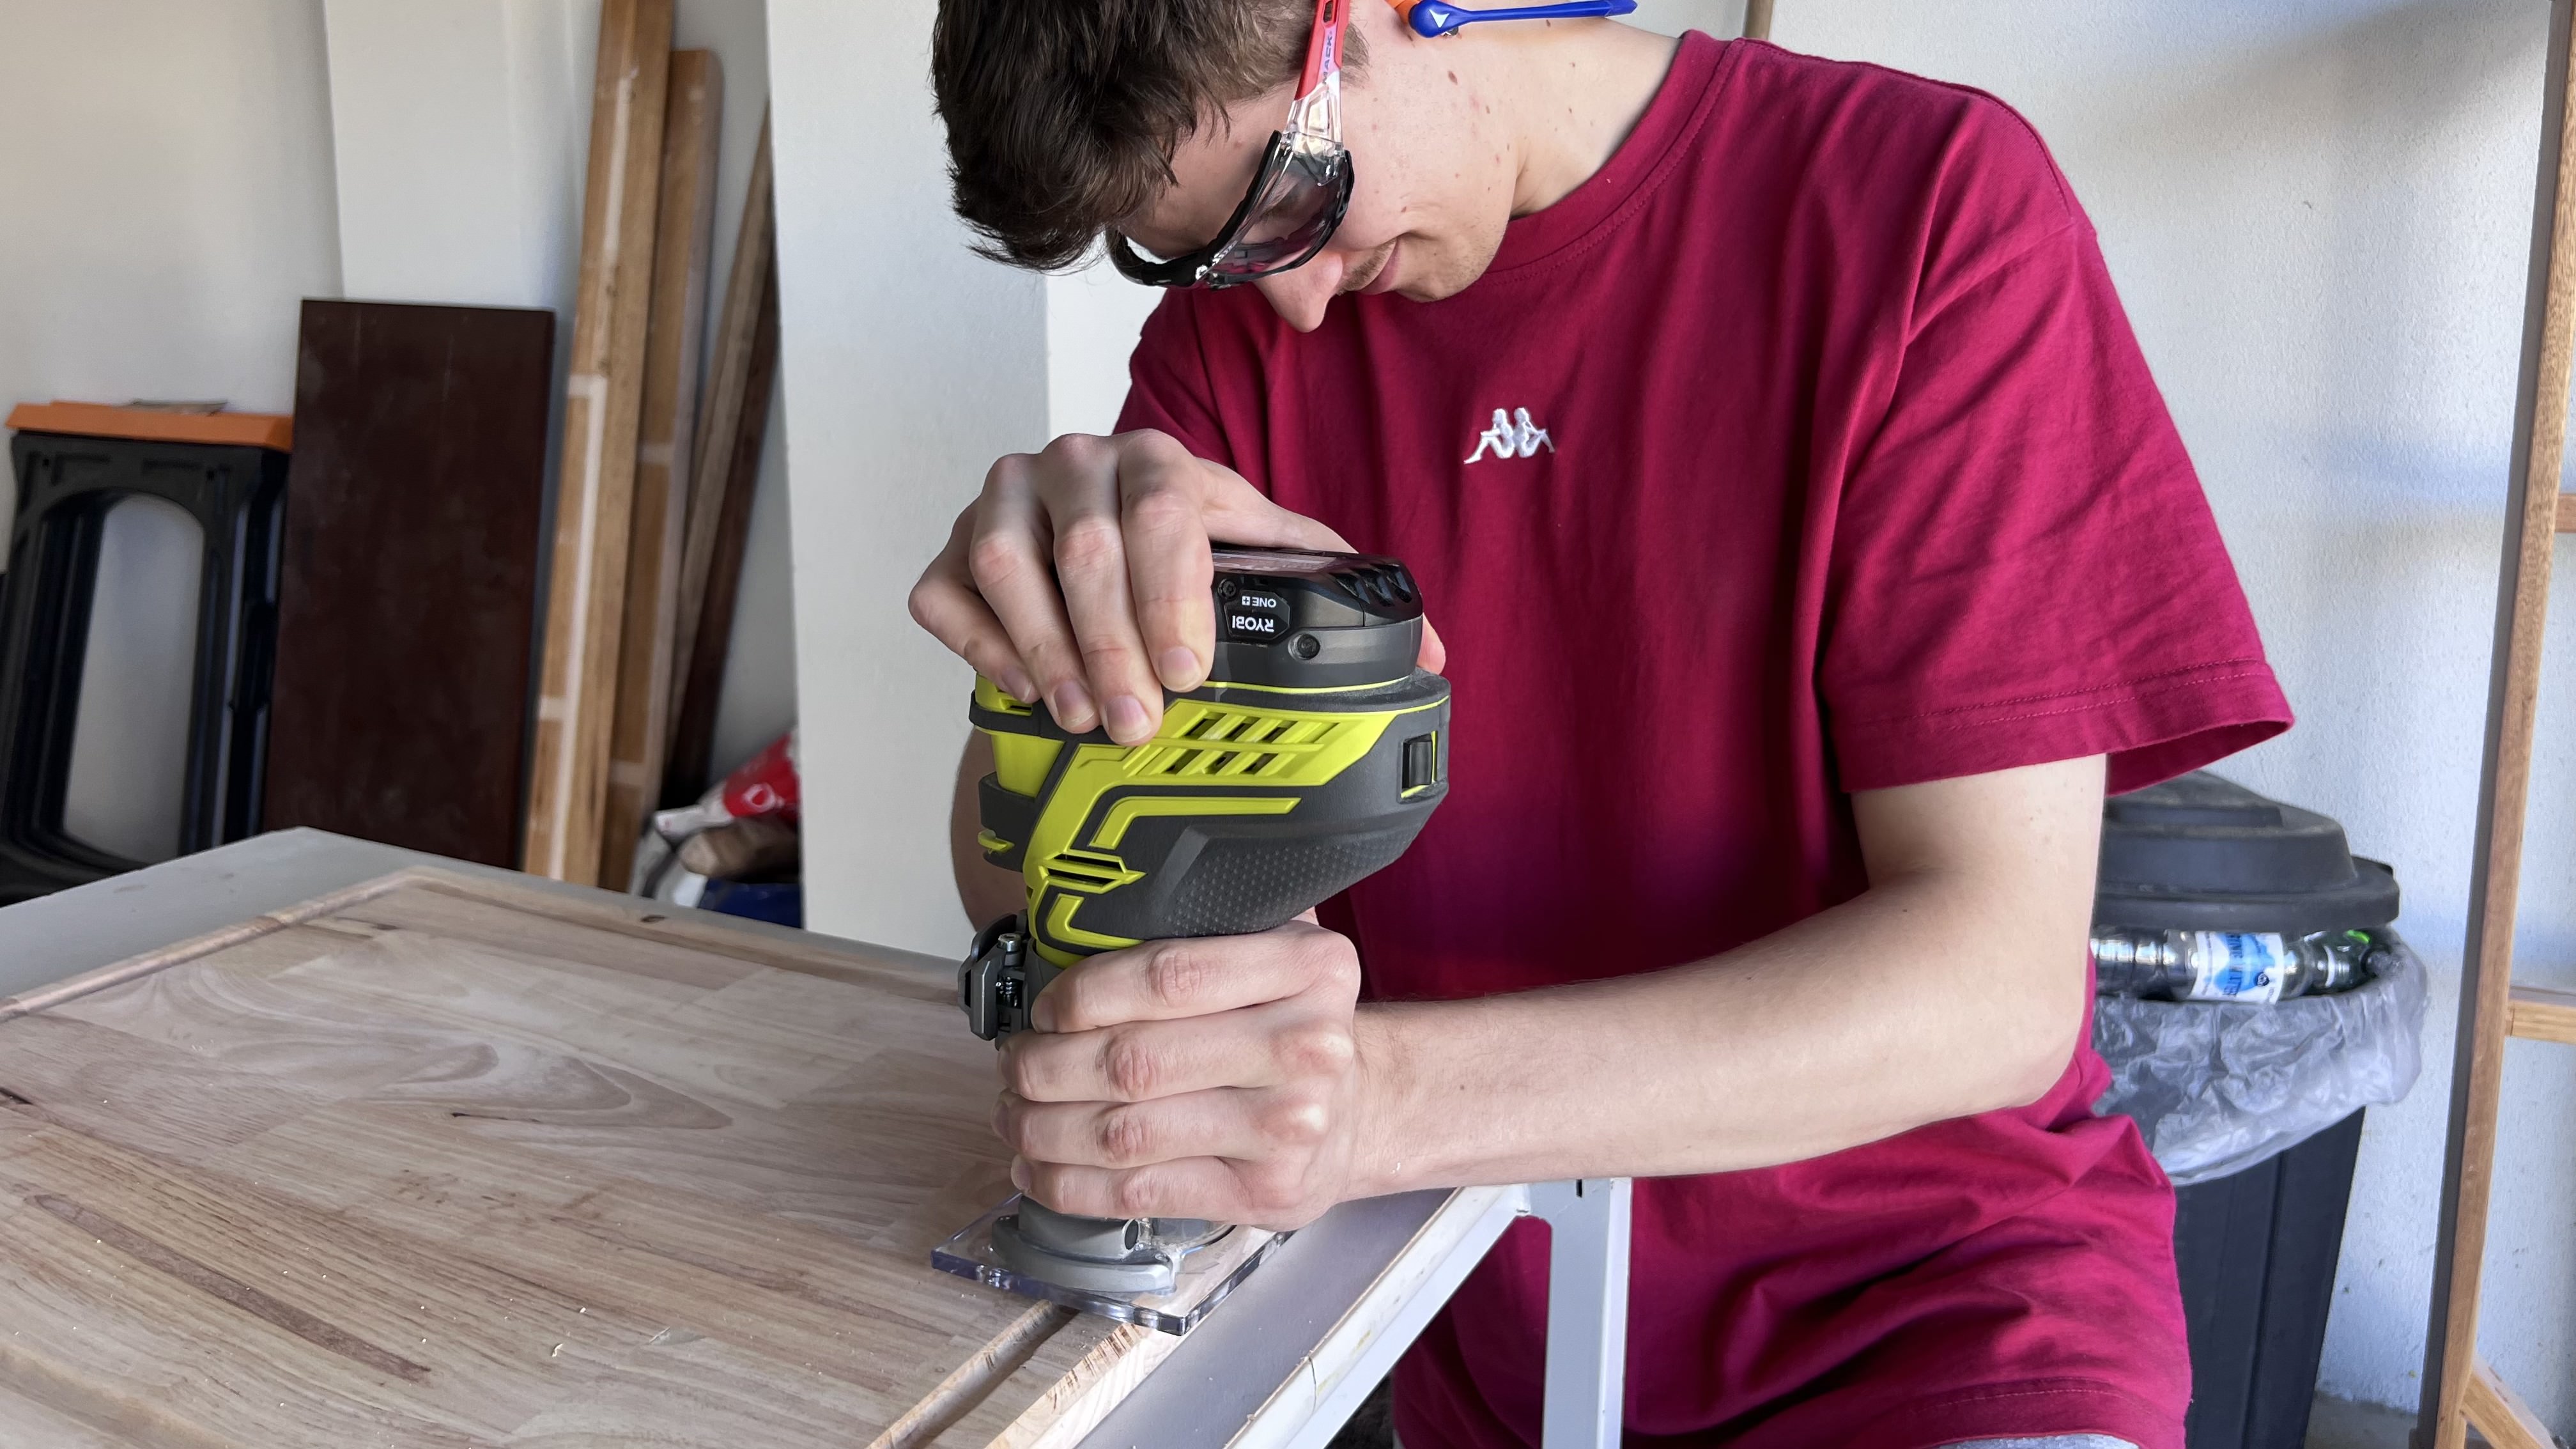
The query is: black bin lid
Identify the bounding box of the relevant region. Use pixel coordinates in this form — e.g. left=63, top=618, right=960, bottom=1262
left=2094, top=771, right=2398, bottom=934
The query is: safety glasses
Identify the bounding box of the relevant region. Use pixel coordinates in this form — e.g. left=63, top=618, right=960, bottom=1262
left=1110, top=0, right=1355, bottom=290
left=1106, top=0, right=1644, bottom=290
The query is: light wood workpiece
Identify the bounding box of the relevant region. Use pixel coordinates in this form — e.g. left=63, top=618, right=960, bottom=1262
left=0, top=832, right=1623, bottom=1448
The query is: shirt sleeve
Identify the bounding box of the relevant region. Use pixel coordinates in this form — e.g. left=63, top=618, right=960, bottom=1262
left=1818, top=115, right=2290, bottom=796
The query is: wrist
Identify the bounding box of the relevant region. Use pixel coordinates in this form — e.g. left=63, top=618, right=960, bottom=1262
left=1348, top=1002, right=1425, bottom=1198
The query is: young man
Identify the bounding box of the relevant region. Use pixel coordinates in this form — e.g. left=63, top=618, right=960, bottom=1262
left=910, top=3, right=2289, bottom=1446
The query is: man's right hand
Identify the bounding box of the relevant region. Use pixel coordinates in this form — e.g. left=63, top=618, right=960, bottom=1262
left=910, top=430, right=1359, bottom=745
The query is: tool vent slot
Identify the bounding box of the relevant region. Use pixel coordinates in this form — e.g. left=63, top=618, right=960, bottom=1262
left=1047, top=850, right=1128, bottom=889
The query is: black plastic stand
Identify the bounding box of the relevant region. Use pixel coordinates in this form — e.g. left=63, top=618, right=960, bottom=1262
left=2171, top=1109, right=2366, bottom=1449
left=0, top=430, right=288, bottom=904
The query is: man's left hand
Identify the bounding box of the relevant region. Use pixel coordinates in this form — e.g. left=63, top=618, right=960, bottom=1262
left=995, top=919, right=1375, bottom=1230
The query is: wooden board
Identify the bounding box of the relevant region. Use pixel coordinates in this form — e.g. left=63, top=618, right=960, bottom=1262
left=524, top=0, right=673, bottom=886
left=664, top=111, right=780, bottom=803
left=267, top=301, right=556, bottom=869
left=601, top=49, right=724, bottom=889
left=2466, top=1358, right=2557, bottom=1449
left=2421, top=4, right=2576, bottom=1446
left=0, top=869, right=1178, bottom=1446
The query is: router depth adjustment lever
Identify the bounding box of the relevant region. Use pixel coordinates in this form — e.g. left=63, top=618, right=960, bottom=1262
left=950, top=546, right=1451, bottom=1313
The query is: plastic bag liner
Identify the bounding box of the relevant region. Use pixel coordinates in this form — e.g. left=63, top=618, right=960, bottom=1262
left=2092, top=931, right=2428, bottom=1187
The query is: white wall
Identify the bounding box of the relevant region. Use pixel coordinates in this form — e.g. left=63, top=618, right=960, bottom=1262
left=0, top=1, right=341, bottom=426
left=321, top=1, right=591, bottom=310
left=324, top=0, right=796, bottom=787
left=1778, top=0, right=2570, bottom=1432
left=0, top=0, right=343, bottom=860
left=769, top=0, right=1047, bottom=953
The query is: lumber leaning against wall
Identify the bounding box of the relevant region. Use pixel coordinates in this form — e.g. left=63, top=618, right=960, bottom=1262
left=525, top=0, right=674, bottom=885
left=603, top=48, right=723, bottom=888
left=665, top=112, right=778, bottom=806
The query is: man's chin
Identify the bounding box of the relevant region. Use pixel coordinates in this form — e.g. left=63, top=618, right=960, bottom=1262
left=1358, top=236, right=1504, bottom=304
left=1343, top=240, right=1403, bottom=296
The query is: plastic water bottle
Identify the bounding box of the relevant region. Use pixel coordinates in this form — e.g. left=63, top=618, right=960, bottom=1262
left=2091, top=927, right=2377, bottom=1003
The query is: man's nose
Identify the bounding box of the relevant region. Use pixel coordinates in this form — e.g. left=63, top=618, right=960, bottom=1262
left=1254, top=254, right=1345, bottom=332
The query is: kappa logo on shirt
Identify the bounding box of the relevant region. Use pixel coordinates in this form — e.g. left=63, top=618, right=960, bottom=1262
left=1463, top=407, right=1555, bottom=463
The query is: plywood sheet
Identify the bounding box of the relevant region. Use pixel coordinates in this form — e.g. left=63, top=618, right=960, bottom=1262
left=0, top=871, right=1171, bottom=1446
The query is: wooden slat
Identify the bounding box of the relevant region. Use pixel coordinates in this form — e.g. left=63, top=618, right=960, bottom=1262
left=0, top=868, right=1176, bottom=1445
left=2465, top=1360, right=2557, bottom=1449
left=601, top=49, right=725, bottom=890
left=523, top=0, right=674, bottom=885
left=2422, top=3, right=2576, bottom=1445
left=664, top=111, right=780, bottom=802
left=2507, top=981, right=2576, bottom=1043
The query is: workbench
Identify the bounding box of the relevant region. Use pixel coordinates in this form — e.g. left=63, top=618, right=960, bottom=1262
left=0, top=831, right=1626, bottom=1448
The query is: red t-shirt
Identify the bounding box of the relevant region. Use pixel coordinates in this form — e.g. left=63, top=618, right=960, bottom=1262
left=1118, top=35, right=2289, bottom=1449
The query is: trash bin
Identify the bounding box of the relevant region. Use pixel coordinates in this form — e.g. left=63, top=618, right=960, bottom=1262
left=2088, top=771, right=2427, bottom=1449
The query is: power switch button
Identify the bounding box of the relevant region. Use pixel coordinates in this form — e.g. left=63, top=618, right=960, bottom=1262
left=1402, top=734, right=1441, bottom=793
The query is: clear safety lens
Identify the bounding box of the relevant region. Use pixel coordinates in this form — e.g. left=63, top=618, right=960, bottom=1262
left=1206, top=139, right=1350, bottom=281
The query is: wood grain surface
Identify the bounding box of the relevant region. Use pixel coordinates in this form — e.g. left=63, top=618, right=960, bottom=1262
left=601, top=49, right=725, bottom=889
left=0, top=870, right=1168, bottom=1446
left=525, top=0, right=673, bottom=887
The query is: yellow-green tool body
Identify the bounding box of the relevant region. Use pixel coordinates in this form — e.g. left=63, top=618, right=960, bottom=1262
left=935, top=546, right=1451, bottom=1327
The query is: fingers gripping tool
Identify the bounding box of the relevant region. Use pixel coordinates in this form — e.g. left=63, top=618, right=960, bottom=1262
left=934, top=547, right=1451, bottom=1326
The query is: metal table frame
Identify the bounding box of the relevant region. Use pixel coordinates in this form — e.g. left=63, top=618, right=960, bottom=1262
left=0, top=831, right=1629, bottom=1448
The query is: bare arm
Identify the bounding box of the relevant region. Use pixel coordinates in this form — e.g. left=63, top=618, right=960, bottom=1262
left=951, top=731, right=1026, bottom=931
left=999, top=754, right=2104, bottom=1223
left=1348, top=754, right=2103, bottom=1189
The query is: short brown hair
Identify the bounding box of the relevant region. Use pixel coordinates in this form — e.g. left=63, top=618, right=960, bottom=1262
left=932, top=0, right=1349, bottom=271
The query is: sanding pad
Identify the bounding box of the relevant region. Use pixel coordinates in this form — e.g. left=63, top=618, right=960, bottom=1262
left=931, top=1195, right=1287, bottom=1334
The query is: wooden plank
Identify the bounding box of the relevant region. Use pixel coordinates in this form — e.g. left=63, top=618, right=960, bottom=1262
left=523, top=0, right=674, bottom=885
left=268, top=301, right=556, bottom=868
left=602, top=50, right=725, bottom=890
left=664, top=111, right=780, bottom=802
left=2465, top=1360, right=2557, bottom=1449
left=2421, top=3, right=2576, bottom=1445
left=2506, top=980, right=2576, bottom=1043
left=0, top=869, right=1181, bottom=1445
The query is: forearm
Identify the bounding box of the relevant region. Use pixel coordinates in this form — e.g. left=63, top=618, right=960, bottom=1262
left=1352, top=764, right=2102, bottom=1193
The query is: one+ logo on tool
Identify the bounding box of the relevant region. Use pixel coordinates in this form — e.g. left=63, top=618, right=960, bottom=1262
left=1463, top=407, right=1555, bottom=463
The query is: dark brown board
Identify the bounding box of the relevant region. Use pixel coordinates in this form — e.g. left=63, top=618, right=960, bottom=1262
left=265, top=300, right=556, bottom=867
